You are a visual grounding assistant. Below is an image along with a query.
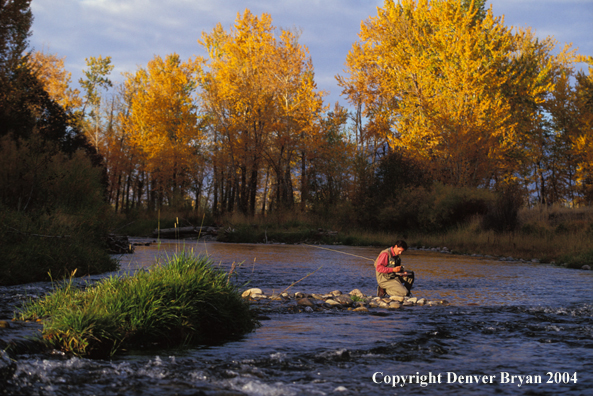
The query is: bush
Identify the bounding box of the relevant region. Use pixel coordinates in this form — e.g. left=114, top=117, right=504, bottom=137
left=560, top=249, right=593, bottom=269
left=378, top=183, right=493, bottom=233
left=0, top=136, right=116, bottom=285
left=482, top=183, right=524, bottom=233
left=17, top=252, right=258, bottom=358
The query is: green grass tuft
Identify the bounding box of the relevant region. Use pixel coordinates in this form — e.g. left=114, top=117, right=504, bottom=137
left=17, top=252, right=258, bottom=358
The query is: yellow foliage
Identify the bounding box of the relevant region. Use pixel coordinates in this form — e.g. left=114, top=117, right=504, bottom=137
left=121, top=54, right=203, bottom=197
left=198, top=10, right=326, bottom=212
left=337, top=0, right=573, bottom=187
left=29, top=50, right=82, bottom=110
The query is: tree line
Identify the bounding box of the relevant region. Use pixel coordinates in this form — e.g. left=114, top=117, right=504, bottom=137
left=3, top=0, right=593, bottom=225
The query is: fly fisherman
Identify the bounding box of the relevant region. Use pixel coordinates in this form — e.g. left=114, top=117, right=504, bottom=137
left=375, top=240, right=414, bottom=297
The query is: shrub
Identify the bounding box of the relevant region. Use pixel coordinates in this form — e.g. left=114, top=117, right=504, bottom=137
left=482, top=183, right=524, bottom=233
left=560, top=249, right=593, bottom=269
left=17, top=252, right=258, bottom=358
left=379, top=183, right=493, bottom=233
left=0, top=136, right=116, bottom=285
left=417, top=183, right=492, bottom=233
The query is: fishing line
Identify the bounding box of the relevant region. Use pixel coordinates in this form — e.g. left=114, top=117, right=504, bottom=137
left=302, top=243, right=375, bottom=262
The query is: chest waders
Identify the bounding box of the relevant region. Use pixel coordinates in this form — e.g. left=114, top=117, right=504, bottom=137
left=381, top=248, right=415, bottom=292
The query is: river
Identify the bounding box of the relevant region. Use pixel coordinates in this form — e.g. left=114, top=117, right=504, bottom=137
left=2, top=240, right=592, bottom=395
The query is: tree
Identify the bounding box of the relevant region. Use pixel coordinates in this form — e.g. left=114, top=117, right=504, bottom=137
left=121, top=54, right=203, bottom=209
left=198, top=10, right=325, bottom=215
left=79, top=55, right=114, bottom=151
left=28, top=49, right=82, bottom=111
left=337, top=0, right=571, bottom=188
left=0, top=0, right=32, bottom=74
left=573, top=57, right=593, bottom=203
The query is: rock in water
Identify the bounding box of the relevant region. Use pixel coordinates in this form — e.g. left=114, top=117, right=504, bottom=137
left=297, top=298, right=314, bottom=307
left=241, top=288, right=263, bottom=298
left=334, top=295, right=353, bottom=306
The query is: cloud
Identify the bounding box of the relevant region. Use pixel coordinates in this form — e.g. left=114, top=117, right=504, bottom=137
left=30, top=0, right=592, bottom=106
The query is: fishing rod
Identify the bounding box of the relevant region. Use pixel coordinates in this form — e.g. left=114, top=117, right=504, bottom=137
left=302, top=243, right=413, bottom=277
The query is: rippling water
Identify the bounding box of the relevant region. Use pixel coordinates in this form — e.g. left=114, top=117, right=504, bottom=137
left=2, top=240, right=592, bottom=395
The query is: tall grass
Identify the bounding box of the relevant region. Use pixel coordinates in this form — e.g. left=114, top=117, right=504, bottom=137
left=17, top=252, right=258, bottom=358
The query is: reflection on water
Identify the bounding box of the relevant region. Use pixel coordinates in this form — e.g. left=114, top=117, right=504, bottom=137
left=4, top=241, right=593, bottom=395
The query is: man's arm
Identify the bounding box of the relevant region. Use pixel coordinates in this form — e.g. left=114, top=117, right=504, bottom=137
left=375, top=252, right=401, bottom=273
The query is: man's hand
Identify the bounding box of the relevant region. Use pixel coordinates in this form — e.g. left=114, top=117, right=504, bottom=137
left=394, top=266, right=402, bottom=273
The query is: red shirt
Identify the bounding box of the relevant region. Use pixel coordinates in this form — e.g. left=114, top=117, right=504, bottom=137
left=375, top=247, right=399, bottom=274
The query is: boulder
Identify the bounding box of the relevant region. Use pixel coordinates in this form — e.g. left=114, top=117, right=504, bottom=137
left=388, top=302, right=401, bottom=309
left=349, top=289, right=364, bottom=298
left=325, top=299, right=341, bottom=306
left=390, top=296, right=405, bottom=302
left=353, top=307, right=369, bottom=313
left=330, top=290, right=342, bottom=296
left=297, top=298, right=314, bottom=307
left=334, top=295, right=353, bottom=306
left=241, top=288, right=263, bottom=298
left=582, top=265, right=591, bottom=270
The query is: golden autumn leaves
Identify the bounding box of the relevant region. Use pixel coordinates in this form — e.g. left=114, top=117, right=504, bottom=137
left=337, top=0, right=580, bottom=188
left=26, top=1, right=593, bottom=209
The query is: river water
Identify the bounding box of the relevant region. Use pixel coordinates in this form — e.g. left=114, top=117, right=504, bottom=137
left=2, top=240, right=592, bottom=395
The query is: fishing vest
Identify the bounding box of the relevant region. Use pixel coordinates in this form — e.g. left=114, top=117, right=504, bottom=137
left=375, top=247, right=401, bottom=280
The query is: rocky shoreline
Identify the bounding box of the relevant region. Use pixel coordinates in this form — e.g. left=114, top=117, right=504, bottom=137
left=242, top=287, right=449, bottom=316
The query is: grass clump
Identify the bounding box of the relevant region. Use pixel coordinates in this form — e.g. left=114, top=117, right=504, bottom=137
left=17, top=252, right=258, bottom=358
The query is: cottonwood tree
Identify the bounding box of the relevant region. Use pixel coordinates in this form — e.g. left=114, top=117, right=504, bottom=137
left=79, top=55, right=114, bottom=152
left=121, top=54, right=203, bottom=209
left=28, top=50, right=82, bottom=111
left=573, top=57, right=593, bottom=203
left=337, top=0, right=572, bottom=189
left=198, top=10, right=325, bottom=215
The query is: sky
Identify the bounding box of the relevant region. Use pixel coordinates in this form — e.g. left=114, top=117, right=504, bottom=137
left=29, top=0, right=593, bottom=108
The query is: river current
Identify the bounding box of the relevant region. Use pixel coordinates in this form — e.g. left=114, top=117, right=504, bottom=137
left=2, top=240, right=592, bottom=395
